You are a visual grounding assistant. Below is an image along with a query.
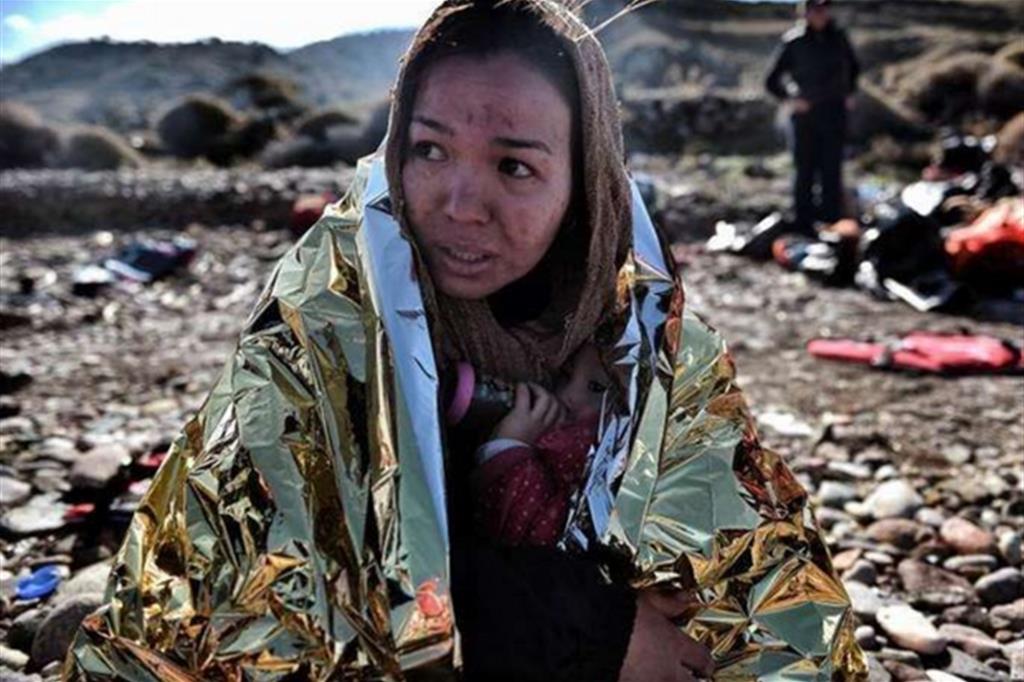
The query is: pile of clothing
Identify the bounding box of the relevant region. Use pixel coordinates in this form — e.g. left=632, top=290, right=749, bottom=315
left=709, top=132, right=1024, bottom=321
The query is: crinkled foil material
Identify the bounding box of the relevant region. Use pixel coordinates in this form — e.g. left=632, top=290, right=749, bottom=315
left=65, top=155, right=865, bottom=680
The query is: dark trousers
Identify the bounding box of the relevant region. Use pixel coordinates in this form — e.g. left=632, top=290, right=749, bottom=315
left=790, top=100, right=847, bottom=234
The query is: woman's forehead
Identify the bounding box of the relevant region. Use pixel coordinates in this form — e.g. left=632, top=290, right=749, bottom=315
left=411, top=53, right=572, bottom=143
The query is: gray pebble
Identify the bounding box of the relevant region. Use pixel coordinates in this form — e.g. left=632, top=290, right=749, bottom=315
left=29, top=593, right=103, bottom=667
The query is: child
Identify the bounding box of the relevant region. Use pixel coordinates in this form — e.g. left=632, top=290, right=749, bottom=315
left=470, top=344, right=610, bottom=546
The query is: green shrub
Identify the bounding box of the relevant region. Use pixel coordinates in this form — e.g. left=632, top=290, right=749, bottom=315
left=848, top=81, right=932, bottom=145
left=296, top=107, right=361, bottom=140
left=995, top=112, right=1024, bottom=167
left=228, top=71, right=302, bottom=110
left=901, top=52, right=990, bottom=123
left=207, top=117, right=278, bottom=166
left=156, top=94, right=242, bottom=158
left=979, top=63, right=1024, bottom=121
left=261, top=128, right=368, bottom=168
left=60, top=126, right=143, bottom=170
left=361, top=100, right=391, bottom=151
left=0, top=102, right=59, bottom=169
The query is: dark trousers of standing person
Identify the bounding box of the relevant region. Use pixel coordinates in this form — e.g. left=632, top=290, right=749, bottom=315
left=790, top=99, right=847, bottom=235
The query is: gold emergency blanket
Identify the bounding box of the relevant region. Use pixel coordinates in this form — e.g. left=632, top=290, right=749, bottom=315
left=65, top=156, right=866, bottom=680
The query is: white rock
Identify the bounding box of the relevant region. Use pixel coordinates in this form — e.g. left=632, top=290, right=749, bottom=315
left=0, top=475, right=31, bottom=507
left=876, top=604, right=947, bottom=655
left=926, top=671, right=965, bottom=682
left=864, top=480, right=924, bottom=519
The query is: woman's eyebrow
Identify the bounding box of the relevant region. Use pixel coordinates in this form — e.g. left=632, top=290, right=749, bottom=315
left=411, top=115, right=453, bottom=135
left=492, top=136, right=552, bottom=155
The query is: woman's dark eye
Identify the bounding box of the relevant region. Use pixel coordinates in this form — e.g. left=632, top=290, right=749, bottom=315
left=587, top=380, right=607, bottom=394
left=411, top=141, right=445, bottom=161
left=498, top=158, right=534, bottom=179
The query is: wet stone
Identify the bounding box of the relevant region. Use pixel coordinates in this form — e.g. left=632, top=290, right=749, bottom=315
left=937, top=624, right=1003, bottom=659
left=817, top=507, right=853, bottom=529
left=942, top=554, right=997, bottom=579
left=943, top=647, right=1008, bottom=682
left=867, top=655, right=893, bottom=681
left=57, top=561, right=110, bottom=598
left=0, top=645, right=29, bottom=670
left=941, top=443, right=972, bottom=465
left=857, top=624, right=881, bottom=651
left=0, top=495, right=68, bottom=535
left=940, top=605, right=990, bottom=631
left=866, top=551, right=896, bottom=567
left=68, top=443, right=130, bottom=490
left=817, top=480, right=858, bottom=508
left=883, top=660, right=928, bottom=680
left=869, top=519, right=928, bottom=550
left=924, top=671, right=964, bottom=682
left=898, top=559, right=976, bottom=609
left=975, top=568, right=1024, bottom=606
left=988, top=599, right=1024, bottom=630
left=997, top=530, right=1021, bottom=566
left=876, top=604, right=948, bottom=655
left=845, top=580, right=883, bottom=621
left=826, top=461, right=873, bottom=481
left=1006, top=640, right=1024, bottom=680
left=0, top=476, right=31, bottom=507
left=844, top=559, right=879, bottom=586
left=915, top=508, right=947, bottom=528
left=36, top=437, right=79, bottom=464
left=0, top=670, right=44, bottom=682
left=29, top=592, right=104, bottom=667
left=875, top=464, right=899, bottom=481
left=940, top=517, right=996, bottom=556
left=832, top=548, right=863, bottom=572
left=6, top=607, right=47, bottom=653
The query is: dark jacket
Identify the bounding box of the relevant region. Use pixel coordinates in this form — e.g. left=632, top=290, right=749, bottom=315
left=765, top=21, right=860, bottom=105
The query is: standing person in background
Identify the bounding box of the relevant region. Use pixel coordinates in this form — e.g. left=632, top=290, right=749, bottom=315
left=766, top=0, right=860, bottom=235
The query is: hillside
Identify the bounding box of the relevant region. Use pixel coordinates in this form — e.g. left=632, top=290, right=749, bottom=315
left=0, top=30, right=413, bottom=131
left=0, top=0, right=1019, bottom=157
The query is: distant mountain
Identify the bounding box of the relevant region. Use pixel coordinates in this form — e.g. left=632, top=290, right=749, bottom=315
left=0, top=30, right=413, bottom=132
left=288, top=30, right=414, bottom=107
left=1, top=0, right=1018, bottom=135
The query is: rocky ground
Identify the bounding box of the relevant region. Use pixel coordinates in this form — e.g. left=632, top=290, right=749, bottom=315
left=0, top=161, right=1021, bottom=680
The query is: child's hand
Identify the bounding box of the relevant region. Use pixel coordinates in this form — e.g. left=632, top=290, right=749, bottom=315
left=492, top=382, right=565, bottom=444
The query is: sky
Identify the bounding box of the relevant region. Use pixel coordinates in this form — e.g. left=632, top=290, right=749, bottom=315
left=0, top=0, right=444, bottom=64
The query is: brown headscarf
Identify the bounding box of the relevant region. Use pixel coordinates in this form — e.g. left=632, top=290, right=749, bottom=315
left=384, top=0, right=633, bottom=384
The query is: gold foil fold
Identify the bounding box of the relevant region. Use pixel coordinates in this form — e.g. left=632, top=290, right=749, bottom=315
left=64, top=155, right=865, bottom=680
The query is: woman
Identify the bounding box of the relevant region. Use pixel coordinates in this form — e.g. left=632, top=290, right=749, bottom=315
left=65, top=2, right=865, bottom=680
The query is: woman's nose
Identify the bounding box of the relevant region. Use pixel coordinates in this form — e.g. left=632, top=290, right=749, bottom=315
left=444, top=171, right=490, bottom=224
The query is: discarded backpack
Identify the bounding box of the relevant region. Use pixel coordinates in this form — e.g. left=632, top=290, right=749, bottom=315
left=808, top=332, right=1023, bottom=374
left=772, top=229, right=858, bottom=286
left=855, top=204, right=962, bottom=311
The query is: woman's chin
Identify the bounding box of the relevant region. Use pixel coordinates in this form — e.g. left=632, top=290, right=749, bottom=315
left=434, top=275, right=499, bottom=301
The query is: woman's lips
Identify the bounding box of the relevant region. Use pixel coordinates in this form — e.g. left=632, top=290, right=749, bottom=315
left=437, top=244, right=495, bottom=276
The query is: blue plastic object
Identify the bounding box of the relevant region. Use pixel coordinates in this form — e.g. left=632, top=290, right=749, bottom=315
left=16, top=564, right=61, bottom=600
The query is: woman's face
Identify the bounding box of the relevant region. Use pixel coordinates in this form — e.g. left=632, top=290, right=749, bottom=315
left=401, top=52, right=574, bottom=300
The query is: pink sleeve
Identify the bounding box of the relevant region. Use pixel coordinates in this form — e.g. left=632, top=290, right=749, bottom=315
left=470, top=446, right=564, bottom=546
